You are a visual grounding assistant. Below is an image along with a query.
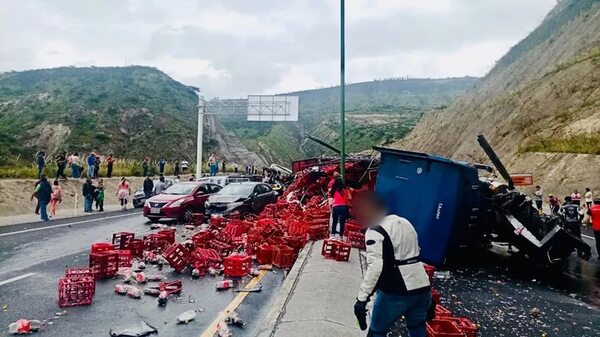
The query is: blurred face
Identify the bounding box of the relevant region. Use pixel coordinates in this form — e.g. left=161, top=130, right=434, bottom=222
left=353, top=198, right=383, bottom=228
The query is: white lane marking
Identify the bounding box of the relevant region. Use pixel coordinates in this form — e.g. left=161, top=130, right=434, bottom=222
left=0, top=213, right=140, bottom=237
left=0, top=273, right=36, bottom=286
left=582, top=234, right=595, bottom=241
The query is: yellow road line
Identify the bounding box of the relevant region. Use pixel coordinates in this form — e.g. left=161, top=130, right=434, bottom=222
left=199, top=269, right=268, bottom=337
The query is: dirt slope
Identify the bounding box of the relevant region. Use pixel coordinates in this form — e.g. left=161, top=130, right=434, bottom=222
left=399, top=1, right=600, bottom=196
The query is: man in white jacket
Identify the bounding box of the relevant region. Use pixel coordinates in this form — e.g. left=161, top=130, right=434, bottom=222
left=353, top=192, right=432, bottom=337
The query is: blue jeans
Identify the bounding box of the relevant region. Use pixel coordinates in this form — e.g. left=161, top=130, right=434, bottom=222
left=37, top=166, right=44, bottom=178
left=87, top=165, right=94, bottom=178
left=71, top=164, right=80, bottom=178
left=210, top=164, right=217, bottom=176
left=39, top=199, right=49, bottom=221
left=370, top=290, right=431, bottom=337
left=84, top=195, right=93, bottom=212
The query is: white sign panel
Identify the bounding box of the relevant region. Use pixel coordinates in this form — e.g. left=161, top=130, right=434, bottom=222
left=247, top=95, right=299, bottom=122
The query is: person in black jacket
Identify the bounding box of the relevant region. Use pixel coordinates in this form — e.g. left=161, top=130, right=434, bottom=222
left=31, top=176, right=52, bottom=221
left=143, top=176, right=154, bottom=199
left=82, top=178, right=95, bottom=213
left=55, top=151, right=67, bottom=180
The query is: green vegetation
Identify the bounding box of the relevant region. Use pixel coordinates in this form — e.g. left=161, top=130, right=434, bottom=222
left=522, top=134, right=600, bottom=155
left=0, top=66, right=201, bottom=163
left=219, top=77, right=478, bottom=161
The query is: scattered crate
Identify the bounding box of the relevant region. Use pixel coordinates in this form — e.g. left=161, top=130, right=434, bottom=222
left=90, top=242, right=114, bottom=254
left=224, top=254, right=252, bottom=277
left=321, top=239, right=351, bottom=262
left=129, top=239, right=144, bottom=258
left=143, top=233, right=170, bottom=253
left=161, top=243, right=191, bottom=273
left=159, top=280, right=182, bottom=294
left=192, top=231, right=213, bottom=248
left=89, top=250, right=119, bottom=280
left=58, top=276, right=95, bottom=307
left=208, top=240, right=233, bottom=258
left=347, top=231, right=366, bottom=250
left=157, top=229, right=176, bottom=244
left=308, top=225, right=329, bottom=241
left=435, top=304, right=453, bottom=318
left=210, top=214, right=226, bottom=227
left=112, top=232, right=135, bottom=250
left=256, top=245, right=273, bottom=264
left=191, top=248, right=222, bottom=271
left=438, top=317, right=478, bottom=337
left=272, top=245, right=295, bottom=269
left=424, top=264, right=436, bottom=283
left=431, top=288, right=441, bottom=304
left=116, top=249, right=132, bottom=268
left=426, top=319, right=465, bottom=337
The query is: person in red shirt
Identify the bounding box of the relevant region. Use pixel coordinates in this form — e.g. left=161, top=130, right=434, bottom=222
left=586, top=198, right=600, bottom=258
left=329, top=177, right=351, bottom=239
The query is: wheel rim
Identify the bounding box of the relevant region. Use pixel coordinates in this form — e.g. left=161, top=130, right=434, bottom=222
left=183, top=209, right=193, bottom=222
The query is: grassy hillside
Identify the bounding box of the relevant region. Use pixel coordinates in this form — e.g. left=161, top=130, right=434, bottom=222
left=0, top=66, right=201, bottom=164
left=219, top=77, right=478, bottom=162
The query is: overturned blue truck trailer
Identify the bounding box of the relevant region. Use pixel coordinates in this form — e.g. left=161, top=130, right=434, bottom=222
left=374, top=135, right=591, bottom=266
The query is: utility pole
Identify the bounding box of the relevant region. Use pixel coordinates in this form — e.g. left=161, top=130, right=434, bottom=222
left=339, top=0, right=346, bottom=180
left=196, top=95, right=204, bottom=178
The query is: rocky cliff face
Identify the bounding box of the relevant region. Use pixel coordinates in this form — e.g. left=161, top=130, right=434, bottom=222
left=399, top=1, right=600, bottom=196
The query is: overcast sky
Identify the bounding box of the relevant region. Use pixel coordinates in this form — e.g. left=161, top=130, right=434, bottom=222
left=1, top=0, right=556, bottom=97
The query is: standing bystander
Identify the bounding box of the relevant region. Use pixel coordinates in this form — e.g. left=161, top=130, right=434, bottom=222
left=31, top=176, right=52, bottom=221
left=586, top=199, right=600, bottom=258
left=533, top=186, right=543, bottom=213
left=50, top=180, right=62, bottom=217
left=106, top=154, right=115, bottom=178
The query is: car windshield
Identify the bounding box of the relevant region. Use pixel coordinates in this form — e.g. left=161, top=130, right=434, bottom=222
left=163, top=183, right=196, bottom=195
left=218, top=184, right=254, bottom=196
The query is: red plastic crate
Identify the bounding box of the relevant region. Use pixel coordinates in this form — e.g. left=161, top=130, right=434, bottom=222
left=272, top=245, right=295, bottom=269
left=287, top=220, right=308, bottom=236
left=159, top=280, right=182, bottom=294
left=210, top=214, right=226, bottom=227
left=426, top=320, right=465, bottom=337
left=308, top=225, right=329, bottom=241
left=191, top=248, right=222, bottom=270
left=91, top=242, right=113, bottom=254
left=161, top=243, right=191, bottom=273
left=435, top=305, right=453, bottom=318
left=224, top=254, right=252, bottom=277
left=321, top=239, right=352, bottom=262
left=431, top=288, right=441, bottom=304
left=58, top=276, right=95, bottom=307
left=256, top=245, right=273, bottom=264
left=347, top=231, right=366, bottom=250
left=343, top=222, right=363, bottom=236
left=438, top=317, right=477, bottom=337
left=192, top=231, right=213, bottom=248
left=190, top=213, right=204, bottom=225
left=424, top=264, right=436, bottom=283
left=65, top=267, right=95, bottom=280
left=129, top=239, right=144, bottom=258
left=223, top=221, right=250, bottom=238
left=157, top=229, right=176, bottom=244
left=112, top=232, right=135, bottom=250
left=208, top=240, right=232, bottom=258
left=89, top=250, right=119, bottom=280
left=143, top=233, right=170, bottom=253
left=117, top=249, right=132, bottom=268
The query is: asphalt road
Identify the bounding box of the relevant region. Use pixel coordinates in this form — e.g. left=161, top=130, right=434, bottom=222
left=391, top=232, right=600, bottom=337
left=0, top=211, right=285, bottom=337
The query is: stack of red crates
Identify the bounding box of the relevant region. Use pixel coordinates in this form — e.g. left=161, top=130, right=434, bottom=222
left=272, top=245, right=295, bottom=268
left=89, top=250, right=119, bottom=279
left=308, top=225, right=329, bottom=240
left=161, top=242, right=191, bottom=273
left=91, top=242, right=113, bottom=254
left=58, top=268, right=96, bottom=307
left=321, top=239, right=351, bottom=262
left=224, top=254, right=252, bottom=277
left=116, top=249, right=132, bottom=268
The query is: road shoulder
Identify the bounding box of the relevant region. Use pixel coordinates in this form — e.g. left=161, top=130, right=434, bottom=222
left=257, top=240, right=364, bottom=337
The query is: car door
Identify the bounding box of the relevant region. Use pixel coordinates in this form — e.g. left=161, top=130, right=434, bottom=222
left=254, top=184, right=274, bottom=211
left=192, top=184, right=211, bottom=211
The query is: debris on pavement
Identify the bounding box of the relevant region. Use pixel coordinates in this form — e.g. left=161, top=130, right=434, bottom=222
left=109, top=321, right=158, bottom=337
left=225, top=310, right=246, bottom=328
left=176, top=309, right=201, bottom=324
left=8, top=319, right=42, bottom=334
left=215, top=321, right=232, bottom=337
left=234, top=285, right=263, bottom=293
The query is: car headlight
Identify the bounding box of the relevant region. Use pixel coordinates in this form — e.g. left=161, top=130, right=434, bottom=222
left=168, top=198, right=187, bottom=207
left=226, top=202, right=244, bottom=210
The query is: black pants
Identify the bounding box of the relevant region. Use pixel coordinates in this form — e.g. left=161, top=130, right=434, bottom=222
left=56, top=164, right=66, bottom=180
left=143, top=167, right=148, bottom=176
left=594, top=231, right=600, bottom=258
left=174, top=167, right=180, bottom=176
left=96, top=199, right=104, bottom=211
left=574, top=200, right=581, bottom=207
left=332, top=205, right=349, bottom=236
left=107, top=164, right=113, bottom=178
left=535, top=200, right=542, bottom=211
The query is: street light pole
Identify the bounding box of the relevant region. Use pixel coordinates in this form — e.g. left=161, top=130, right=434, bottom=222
left=340, top=0, right=346, bottom=180
left=196, top=95, right=204, bottom=178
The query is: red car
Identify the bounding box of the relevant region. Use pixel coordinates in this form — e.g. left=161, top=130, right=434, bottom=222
left=143, top=182, right=222, bottom=223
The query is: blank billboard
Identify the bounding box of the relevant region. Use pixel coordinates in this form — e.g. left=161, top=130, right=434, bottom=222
left=247, top=95, right=298, bottom=122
